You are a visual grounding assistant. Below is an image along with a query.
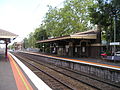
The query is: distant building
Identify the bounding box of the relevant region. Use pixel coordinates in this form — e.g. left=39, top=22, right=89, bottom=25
left=14, top=42, right=23, bottom=50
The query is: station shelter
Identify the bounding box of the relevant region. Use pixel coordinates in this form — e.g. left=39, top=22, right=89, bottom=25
left=0, top=29, right=17, bottom=58
left=37, top=29, right=101, bottom=58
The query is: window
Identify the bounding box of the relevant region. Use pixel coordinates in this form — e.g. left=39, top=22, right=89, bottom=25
left=82, top=47, right=85, bottom=53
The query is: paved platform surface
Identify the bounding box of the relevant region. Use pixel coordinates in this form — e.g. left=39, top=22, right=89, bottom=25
left=0, top=53, right=38, bottom=90
left=55, top=55, right=120, bottom=67
left=0, top=54, right=17, bottom=90
left=65, top=57, right=120, bottom=67
left=25, top=51, right=120, bottom=67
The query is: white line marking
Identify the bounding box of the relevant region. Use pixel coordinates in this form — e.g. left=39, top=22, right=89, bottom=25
left=8, top=52, right=52, bottom=90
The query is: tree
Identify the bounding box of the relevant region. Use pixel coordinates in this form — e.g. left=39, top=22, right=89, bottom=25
left=8, top=45, right=14, bottom=49
left=89, top=0, right=120, bottom=53
left=33, top=24, right=49, bottom=51
left=34, top=25, right=48, bottom=41
left=89, top=0, right=120, bottom=41
left=112, top=0, right=120, bottom=8
left=23, top=38, right=29, bottom=49
left=28, top=32, right=36, bottom=48
left=44, top=0, right=94, bottom=37
left=112, top=0, right=120, bottom=42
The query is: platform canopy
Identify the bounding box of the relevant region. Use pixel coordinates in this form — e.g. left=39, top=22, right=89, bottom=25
left=37, top=29, right=97, bottom=43
left=0, top=29, right=18, bottom=43
left=0, top=29, right=18, bottom=57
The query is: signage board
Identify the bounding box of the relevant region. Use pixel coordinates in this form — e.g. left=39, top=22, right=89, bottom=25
left=110, top=42, right=120, bottom=45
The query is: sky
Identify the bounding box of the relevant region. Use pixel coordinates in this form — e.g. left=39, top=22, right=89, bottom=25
left=0, top=0, right=65, bottom=44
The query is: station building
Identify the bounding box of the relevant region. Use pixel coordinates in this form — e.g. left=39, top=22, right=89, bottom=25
left=37, top=29, right=102, bottom=58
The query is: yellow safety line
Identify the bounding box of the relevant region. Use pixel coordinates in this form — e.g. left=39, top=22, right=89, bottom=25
left=12, top=58, right=30, bottom=90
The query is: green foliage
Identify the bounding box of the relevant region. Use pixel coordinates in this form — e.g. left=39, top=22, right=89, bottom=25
left=28, top=32, right=36, bottom=48
left=44, top=0, right=94, bottom=37
left=23, top=0, right=120, bottom=51
left=34, top=25, right=48, bottom=41
left=89, top=0, right=120, bottom=42
left=8, top=45, right=14, bottom=49
left=89, top=0, right=112, bottom=26
left=28, top=0, right=94, bottom=50
left=33, top=24, right=49, bottom=48
left=112, top=0, right=120, bottom=8
left=23, top=38, right=29, bottom=49
left=23, top=35, right=36, bottom=49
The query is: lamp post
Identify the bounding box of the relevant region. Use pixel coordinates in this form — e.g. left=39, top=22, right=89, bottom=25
left=113, top=13, right=117, bottom=55
left=42, top=36, right=45, bottom=53
left=111, top=8, right=120, bottom=56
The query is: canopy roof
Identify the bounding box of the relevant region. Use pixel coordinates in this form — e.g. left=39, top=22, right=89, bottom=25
left=0, top=29, right=18, bottom=39
left=37, top=29, right=98, bottom=43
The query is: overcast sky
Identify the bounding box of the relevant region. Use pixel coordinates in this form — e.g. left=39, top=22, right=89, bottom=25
left=0, top=0, right=65, bottom=43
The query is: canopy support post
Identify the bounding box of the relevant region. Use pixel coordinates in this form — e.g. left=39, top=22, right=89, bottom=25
left=5, top=40, right=8, bottom=58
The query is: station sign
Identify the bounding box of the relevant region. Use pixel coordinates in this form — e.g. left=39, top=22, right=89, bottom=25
left=110, top=42, right=120, bottom=45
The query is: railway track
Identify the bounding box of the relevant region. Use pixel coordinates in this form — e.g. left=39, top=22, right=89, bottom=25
left=14, top=54, right=76, bottom=90
left=13, top=52, right=120, bottom=90
left=13, top=53, right=97, bottom=90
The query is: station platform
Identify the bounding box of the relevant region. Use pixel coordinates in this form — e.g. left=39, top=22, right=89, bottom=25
left=52, top=54, right=120, bottom=67
left=22, top=51, right=120, bottom=69
left=62, top=56, right=120, bottom=67
left=0, top=52, right=52, bottom=90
